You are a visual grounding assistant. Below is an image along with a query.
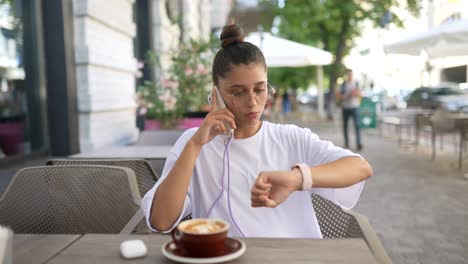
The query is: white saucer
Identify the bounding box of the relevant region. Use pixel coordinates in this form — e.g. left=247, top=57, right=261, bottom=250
left=161, top=238, right=246, bottom=264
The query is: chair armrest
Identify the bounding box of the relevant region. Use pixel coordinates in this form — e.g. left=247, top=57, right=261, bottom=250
left=345, top=210, right=392, bottom=264
left=120, top=208, right=145, bottom=234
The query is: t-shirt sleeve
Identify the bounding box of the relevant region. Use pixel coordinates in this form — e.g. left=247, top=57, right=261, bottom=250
left=300, top=128, right=365, bottom=210
left=140, top=129, right=196, bottom=233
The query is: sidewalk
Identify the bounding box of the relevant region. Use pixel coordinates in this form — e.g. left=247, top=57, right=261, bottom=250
left=295, top=114, right=468, bottom=264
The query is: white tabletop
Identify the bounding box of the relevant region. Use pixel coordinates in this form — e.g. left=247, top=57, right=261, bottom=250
left=70, top=145, right=173, bottom=159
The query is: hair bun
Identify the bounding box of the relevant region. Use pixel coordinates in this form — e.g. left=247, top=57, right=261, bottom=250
left=220, top=24, right=244, bottom=48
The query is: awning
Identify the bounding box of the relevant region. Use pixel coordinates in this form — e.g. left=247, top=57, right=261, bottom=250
left=245, top=32, right=333, bottom=67
left=383, top=19, right=468, bottom=58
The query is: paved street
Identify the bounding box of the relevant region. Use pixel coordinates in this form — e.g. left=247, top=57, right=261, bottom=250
left=1, top=110, right=468, bottom=264
left=293, top=113, right=468, bottom=264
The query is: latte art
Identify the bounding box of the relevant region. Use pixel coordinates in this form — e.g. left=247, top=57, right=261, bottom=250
left=183, top=221, right=226, bottom=234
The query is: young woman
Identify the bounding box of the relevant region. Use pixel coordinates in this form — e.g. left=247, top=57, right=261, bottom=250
left=141, top=24, right=373, bottom=238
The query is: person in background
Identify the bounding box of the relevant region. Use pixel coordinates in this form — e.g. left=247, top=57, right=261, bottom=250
left=336, top=69, right=363, bottom=151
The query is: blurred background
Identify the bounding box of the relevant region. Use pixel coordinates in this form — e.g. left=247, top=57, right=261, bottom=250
left=1, top=0, right=467, bottom=162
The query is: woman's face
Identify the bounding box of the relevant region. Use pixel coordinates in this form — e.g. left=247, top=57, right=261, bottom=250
left=217, top=63, right=268, bottom=128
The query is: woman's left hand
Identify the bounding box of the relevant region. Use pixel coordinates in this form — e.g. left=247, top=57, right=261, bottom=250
left=250, top=169, right=302, bottom=208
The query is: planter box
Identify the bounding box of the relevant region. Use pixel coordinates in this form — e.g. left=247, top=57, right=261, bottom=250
left=144, top=119, right=161, bottom=130
left=178, top=118, right=204, bottom=129
left=0, top=122, right=24, bottom=156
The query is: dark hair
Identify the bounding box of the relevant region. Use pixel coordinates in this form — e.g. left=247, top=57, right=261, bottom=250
left=212, top=24, right=266, bottom=86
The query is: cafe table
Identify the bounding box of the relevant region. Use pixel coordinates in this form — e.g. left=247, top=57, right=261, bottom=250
left=14, top=234, right=378, bottom=264
left=70, top=145, right=173, bottom=159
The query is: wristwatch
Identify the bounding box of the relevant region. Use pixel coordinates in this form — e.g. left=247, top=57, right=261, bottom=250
left=292, top=163, right=312, bottom=190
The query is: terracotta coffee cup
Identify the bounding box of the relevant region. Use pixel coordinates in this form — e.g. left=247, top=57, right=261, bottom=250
left=171, top=218, right=229, bottom=258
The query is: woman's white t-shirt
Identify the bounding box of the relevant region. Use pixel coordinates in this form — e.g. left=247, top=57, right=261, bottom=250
left=141, top=121, right=365, bottom=238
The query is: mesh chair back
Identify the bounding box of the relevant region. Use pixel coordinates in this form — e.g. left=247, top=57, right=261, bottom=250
left=312, top=194, right=392, bottom=263
left=312, top=194, right=364, bottom=239
left=0, top=165, right=141, bottom=234
left=46, top=159, right=158, bottom=197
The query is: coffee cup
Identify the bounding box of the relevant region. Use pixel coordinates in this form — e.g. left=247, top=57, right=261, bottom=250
left=171, top=218, right=229, bottom=258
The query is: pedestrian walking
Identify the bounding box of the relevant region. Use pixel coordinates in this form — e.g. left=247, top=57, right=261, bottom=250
left=336, top=69, right=363, bottom=150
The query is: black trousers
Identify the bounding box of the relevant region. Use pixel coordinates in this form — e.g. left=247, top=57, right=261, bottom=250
left=342, top=108, right=361, bottom=147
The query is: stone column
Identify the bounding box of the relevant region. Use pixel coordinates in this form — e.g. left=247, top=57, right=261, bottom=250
left=73, top=0, right=139, bottom=151
left=150, top=0, right=180, bottom=75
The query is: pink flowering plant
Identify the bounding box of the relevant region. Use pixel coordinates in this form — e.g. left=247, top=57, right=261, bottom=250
left=136, top=38, right=216, bottom=128
left=137, top=78, right=183, bottom=128
left=169, top=38, right=216, bottom=112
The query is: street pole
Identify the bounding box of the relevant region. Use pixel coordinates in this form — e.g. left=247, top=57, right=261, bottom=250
left=317, top=65, right=325, bottom=119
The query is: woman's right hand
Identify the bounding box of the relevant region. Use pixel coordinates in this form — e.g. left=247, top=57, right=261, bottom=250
left=190, top=88, right=236, bottom=147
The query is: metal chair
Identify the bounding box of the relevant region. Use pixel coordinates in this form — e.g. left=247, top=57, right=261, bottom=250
left=379, top=112, right=415, bottom=145
left=0, top=165, right=142, bottom=234
left=147, top=158, right=166, bottom=179
left=415, top=112, right=433, bottom=147
left=459, top=124, right=468, bottom=169
left=46, top=159, right=158, bottom=197
left=312, top=194, right=391, bottom=264
left=46, top=159, right=159, bottom=234
left=429, top=110, right=459, bottom=161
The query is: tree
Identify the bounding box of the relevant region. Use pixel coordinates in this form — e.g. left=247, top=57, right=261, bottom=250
left=262, top=0, right=421, bottom=118
left=268, top=66, right=317, bottom=94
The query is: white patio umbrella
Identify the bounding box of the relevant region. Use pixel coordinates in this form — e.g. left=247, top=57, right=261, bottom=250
left=384, top=19, right=468, bottom=58
left=245, top=32, right=333, bottom=117
left=245, top=32, right=333, bottom=66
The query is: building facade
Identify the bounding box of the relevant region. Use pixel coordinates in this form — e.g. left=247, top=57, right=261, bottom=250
left=347, top=0, right=468, bottom=94
left=73, top=0, right=139, bottom=152
left=430, top=0, right=468, bottom=86
left=0, top=0, right=234, bottom=163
